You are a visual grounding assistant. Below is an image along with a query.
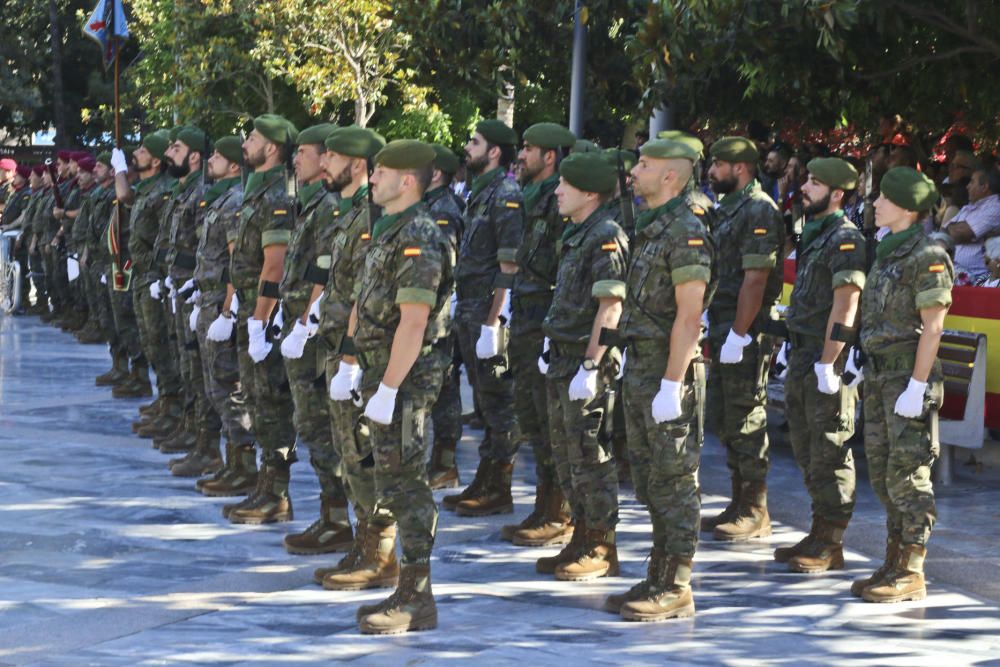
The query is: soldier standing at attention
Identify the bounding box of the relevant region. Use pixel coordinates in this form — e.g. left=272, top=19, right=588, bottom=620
left=346, top=140, right=453, bottom=634
left=776, top=158, right=866, bottom=573
left=856, top=166, right=952, bottom=603
left=604, top=138, right=714, bottom=622
left=702, top=136, right=784, bottom=542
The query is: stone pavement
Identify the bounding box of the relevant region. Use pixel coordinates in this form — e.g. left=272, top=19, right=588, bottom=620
left=1, top=313, right=999, bottom=666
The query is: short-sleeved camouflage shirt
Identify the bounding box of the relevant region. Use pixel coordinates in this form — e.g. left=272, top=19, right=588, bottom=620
left=85, top=186, right=117, bottom=264
left=514, top=175, right=564, bottom=298
left=230, top=166, right=294, bottom=291
left=194, top=179, right=242, bottom=304
left=127, top=173, right=174, bottom=287
left=279, top=185, right=338, bottom=317
left=165, top=174, right=207, bottom=282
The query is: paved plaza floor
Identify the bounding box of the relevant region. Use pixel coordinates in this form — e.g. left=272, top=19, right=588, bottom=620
left=1, top=314, right=999, bottom=666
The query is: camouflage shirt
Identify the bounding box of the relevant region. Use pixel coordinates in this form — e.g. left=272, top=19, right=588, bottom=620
left=454, top=167, right=523, bottom=323
left=194, top=178, right=242, bottom=305
left=353, top=201, right=453, bottom=352
left=230, top=166, right=294, bottom=292
left=279, top=183, right=337, bottom=318
left=164, top=173, right=207, bottom=282
left=514, top=174, right=564, bottom=298
left=60, top=179, right=82, bottom=244
left=69, top=183, right=100, bottom=250
left=786, top=210, right=867, bottom=341
left=127, top=173, right=174, bottom=287
left=1, top=186, right=30, bottom=230
left=860, top=226, right=954, bottom=357
left=707, top=179, right=784, bottom=337
left=27, top=189, right=49, bottom=237
left=424, top=185, right=465, bottom=259
left=85, top=185, right=117, bottom=264
left=620, top=196, right=715, bottom=342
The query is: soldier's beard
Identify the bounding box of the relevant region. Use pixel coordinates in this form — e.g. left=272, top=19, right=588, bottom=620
left=167, top=155, right=191, bottom=179
left=804, top=193, right=831, bottom=216
left=244, top=147, right=267, bottom=169
left=710, top=175, right=738, bottom=195
left=327, top=163, right=352, bottom=192
left=465, top=153, right=488, bottom=176
left=518, top=160, right=541, bottom=184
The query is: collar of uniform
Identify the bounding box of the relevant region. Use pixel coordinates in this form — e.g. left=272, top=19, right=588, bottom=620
left=718, top=179, right=760, bottom=211
left=244, top=164, right=284, bottom=199
left=523, top=173, right=559, bottom=213
left=800, top=209, right=846, bottom=250
left=297, top=180, right=325, bottom=208
left=172, top=169, right=202, bottom=197
left=635, top=194, right=686, bottom=235
left=561, top=205, right=606, bottom=247
left=371, top=200, right=422, bottom=242
left=470, top=166, right=505, bottom=201
left=204, top=177, right=240, bottom=205
left=875, top=223, right=922, bottom=261
left=423, top=185, right=448, bottom=206
left=134, top=173, right=165, bottom=196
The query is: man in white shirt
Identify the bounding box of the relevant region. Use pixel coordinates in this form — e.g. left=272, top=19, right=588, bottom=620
left=945, top=167, right=1000, bottom=280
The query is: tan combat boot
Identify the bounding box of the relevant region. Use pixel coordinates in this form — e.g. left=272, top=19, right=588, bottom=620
left=620, top=556, right=695, bottom=622
left=851, top=533, right=901, bottom=597
left=170, top=430, right=223, bottom=478
left=554, top=528, right=619, bottom=581
left=284, top=495, right=354, bottom=555
left=427, top=439, right=460, bottom=490
left=455, top=461, right=514, bottom=517
left=441, top=458, right=492, bottom=511
left=862, top=544, right=927, bottom=603
left=323, top=522, right=400, bottom=590
left=136, top=394, right=183, bottom=439
left=111, top=360, right=153, bottom=399
left=134, top=396, right=164, bottom=431
left=314, top=517, right=368, bottom=585
left=501, top=476, right=548, bottom=542
left=788, top=517, right=848, bottom=573
left=155, top=414, right=198, bottom=455
left=712, top=480, right=772, bottom=541
left=357, top=563, right=437, bottom=635
left=512, top=482, right=574, bottom=547
left=700, top=473, right=741, bottom=532
left=228, top=461, right=294, bottom=524
left=774, top=516, right=820, bottom=563
left=202, top=443, right=258, bottom=497
left=96, top=349, right=130, bottom=387
left=139, top=395, right=163, bottom=417
left=536, top=518, right=586, bottom=574
left=604, top=547, right=666, bottom=614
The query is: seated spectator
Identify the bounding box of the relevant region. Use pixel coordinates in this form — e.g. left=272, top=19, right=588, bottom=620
left=944, top=167, right=1000, bottom=282
left=946, top=149, right=978, bottom=185
left=978, top=237, right=1000, bottom=288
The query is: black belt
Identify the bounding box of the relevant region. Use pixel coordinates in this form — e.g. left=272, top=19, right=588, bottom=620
left=173, top=251, right=196, bottom=270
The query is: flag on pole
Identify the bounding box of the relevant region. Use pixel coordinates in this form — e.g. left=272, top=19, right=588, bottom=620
left=83, top=0, right=129, bottom=69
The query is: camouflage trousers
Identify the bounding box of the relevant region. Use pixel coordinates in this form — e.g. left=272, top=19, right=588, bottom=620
left=27, top=245, right=46, bottom=304
left=509, top=320, right=556, bottom=479
left=195, top=297, right=253, bottom=447
left=624, top=339, right=703, bottom=559
left=361, top=349, right=446, bottom=565
left=108, top=280, right=142, bottom=360
left=430, top=333, right=463, bottom=447
left=863, top=358, right=942, bottom=547
left=235, top=303, right=296, bottom=464
left=785, top=342, right=857, bottom=522
left=42, top=246, right=68, bottom=309
left=88, top=264, right=118, bottom=351
left=172, top=291, right=220, bottom=434
left=454, top=316, right=517, bottom=463
left=545, top=355, right=619, bottom=533
left=705, top=332, right=771, bottom=482
left=134, top=281, right=182, bottom=395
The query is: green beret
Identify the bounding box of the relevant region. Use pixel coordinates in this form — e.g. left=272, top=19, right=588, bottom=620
left=325, top=126, right=386, bottom=159
left=297, top=123, right=338, bottom=147
left=141, top=131, right=170, bottom=160
left=475, top=119, right=517, bottom=146
left=213, top=136, right=243, bottom=164
left=375, top=139, right=436, bottom=170
left=880, top=167, right=938, bottom=212
left=603, top=148, right=636, bottom=172
left=168, top=126, right=186, bottom=142
left=657, top=130, right=704, bottom=158
left=96, top=151, right=113, bottom=166
left=522, top=122, right=576, bottom=150
left=430, top=143, right=460, bottom=174
left=640, top=138, right=699, bottom=162
left=253, top=114, right=299, bottom=145
left=807, top=157, right=858, bottom=190
left=709, top=136, right=758, bottom=163
left=559, top=151, right=617, bottom=195
left=177, top=126, right=207, bottom=152
left=572, top=139, right=600, bottom=154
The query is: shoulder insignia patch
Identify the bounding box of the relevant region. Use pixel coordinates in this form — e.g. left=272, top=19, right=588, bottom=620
left=273, top=209, right=288, bottom=215
left=687, top=238, right=705, bottom=247
left=199, top=201, right=207, bottom=208
left=693, top=207, right=706, bottom=216
left=403, top=247, right=422, bottom=257
left=753, top=227, right=768, bottom=235
left=601, top=241, right=619, bottom=252
left=504, top=201, right=520, bottom=209
left=361, top=232, right=371, bottom=241
left=839, top=243, right=856, bottom=251
left=928, top=263, right=945, bottom=273
left=437, top=219, right=449, bottom=226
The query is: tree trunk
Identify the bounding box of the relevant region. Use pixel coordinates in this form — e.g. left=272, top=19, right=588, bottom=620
left=47, top=0, right=67, bottom=146
left=496, top=81, right=515, bottom=127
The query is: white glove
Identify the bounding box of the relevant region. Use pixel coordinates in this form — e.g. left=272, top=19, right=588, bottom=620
left=568, top=365, right=599, bottom=402
left=537, top=337, right=550, bottom=375
left=207, top=313, right=234, bottom=342
left=306, top=295, right=323, bottom=336
left=774, top=342, right=789, bottom=381
left=280, top=320, right=310, bottom=359
left=364, top=382, right=398, bottom=425
left=651, top=378, right=683, bottom=424
left=185, top=289, right=201, bottom=305
left=616, top=349, right=626, bottom=381
left=329, top=360, right=362, bottom=401
left=179, top=278, right=196, bottom=298
left=894, top=378, right=928, bottom=419
left=149, top=281, right=162, bottom=300
left=476, top=324, right=500, bottom=359
left=844, top=347, right=864, bottom=388
left=814, top=362, right=841, bottom=395
left=110, top=148, right=128, bottom=174
left=231, top=291, right=239, bottom=315
left=270, top=305, right=284, bottom=341
left=100, top=273, right=107, bottom=285
left=247, top=318, right=271, bottom=363
left=720, top=328, right=752, bottom=364
left=165, top=276, right=175, bottom=297
left=188, top=304, right=200, bottom=332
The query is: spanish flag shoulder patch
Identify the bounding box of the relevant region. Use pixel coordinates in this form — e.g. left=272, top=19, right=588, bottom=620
left=199, top=201, right=207, bottom=208
left=753, top=227, right=768, bottom=236
left=687, top=238, right=705, bottom=247
left=361, top=232, right=371, bottom=241
left=928, top=263, right=945, bottom=273
left=601, top=241, right=619, bottom=252
left=403, top=247, right=422, bottom=257
left=692, top=206, right=706, bottom=216
left=504, top=201, right=520, bottom=209
left=839, top=243, right=856, bottom=252
left=437, top=219, right=449, bottom=226
left=273, top=209, right=288, bottom=215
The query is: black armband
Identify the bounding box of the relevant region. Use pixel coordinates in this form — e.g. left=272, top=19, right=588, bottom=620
left=259, top=280, right=280, bottom=298
left=830, top=323, right=858, bottom=344
left=493, top=272, right=515, bottom=290
left=304, top=263, right=329, bottom=285
left=599, top=327, right=624, bottom=347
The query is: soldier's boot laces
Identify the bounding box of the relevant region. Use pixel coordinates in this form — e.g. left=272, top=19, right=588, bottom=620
left=313, top=517, right=368, bottom=585
left=284, top=494, right=354, bottom=555
left=204, top=443, right=258, bottom=498
left=536, top=518, right=587, bottom=574
left=170, top=430, right=223, bottom=477
left=455, top=460, right=514, bottom=517
left=357, top=563, right=437, bottom=635
left=554, top=528, right=619, bottom=581
left=323, top=522, right=399, bottom=591
left=512, top=480, right=574, bottom=547
left=712, top=480, right=772, bottom=541
left=700, top=472, right=742, bottom=532
left=620, top=556, right=696, bottom=622
left=788, top=517, right=848, bottom=573
left=774, top=516, right=820, bottom=563
left=441, top=457, right=492, bottom=511
left=851, top=533, right=901, bottom=597
left=862, top=544, right=927, bottom=603
left=427, top=439, right=460, bottom=490
left=228, top=461, right=294, bottom=525
left=604, top=547, right=666, bottom=614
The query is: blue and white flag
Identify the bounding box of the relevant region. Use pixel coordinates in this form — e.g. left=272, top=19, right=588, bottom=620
left=83, top=0, right=129, bottom=69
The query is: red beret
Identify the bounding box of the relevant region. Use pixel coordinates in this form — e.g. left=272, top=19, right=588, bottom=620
left=16, top=164, right=31, bottom=179
left=31, top=164, right=45, bottom=176
left=0, top=158, right=16, bottom=171
left=72, top=150, right=92, bottom=163
left=56, top=150, right=73, bottom=162
left=77, top=157, right=96, bottom=173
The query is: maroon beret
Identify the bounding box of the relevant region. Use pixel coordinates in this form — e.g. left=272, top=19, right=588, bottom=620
left=56, top=150, right=73, bottom=162
left=77, top=156, right=96, bottom=173
left=31, top=164, right=45, bottom=176
left=16, top=164, right=31, bottom=180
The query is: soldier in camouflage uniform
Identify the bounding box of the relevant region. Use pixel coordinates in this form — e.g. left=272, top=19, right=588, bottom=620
left=223, top=114, right=298, bottom=525
left=856, top=167, right=953, bottom=603
left=345, top=140, right=452, bottom=635
left=23, top=166, right=50, bottom=314
left=83, top=155, right=125, bottom=373
left=0, top=165, right=31, bottom=309
left=604, top=139, right=714, bottom=622
left=702, top=136, right=785, bottom=542
left=777, top=158, right=866, bottom=573
left=533, top=151, right=628, bottom=581
left=656, top=131, right=716, bottom=230
left=70, top=156, right=108, bottom=343
left=194, top=137, right=258, bottom=492
left=443, top=119, right=523, bottom=515
left=274, top=123, right=355, bottom=555
left=47, top=151, right=79, bottom=325
left=424, top=143, right=466, bottom=491
left=34, top=167, right=59, bottom=321
left=60, top=153, right=95, bottom=334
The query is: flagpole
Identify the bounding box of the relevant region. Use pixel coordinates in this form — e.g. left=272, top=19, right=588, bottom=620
left=112, top=1, right=121, bottom=148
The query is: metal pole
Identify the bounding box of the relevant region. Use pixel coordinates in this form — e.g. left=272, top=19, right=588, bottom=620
left=568, top=0, right=587, bottom=136
left=650, top=105, right=672, bottom=138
